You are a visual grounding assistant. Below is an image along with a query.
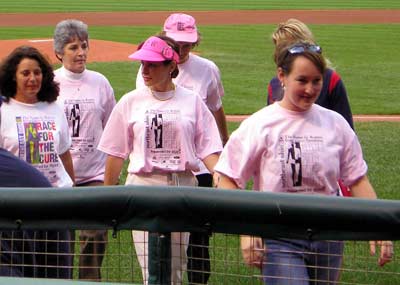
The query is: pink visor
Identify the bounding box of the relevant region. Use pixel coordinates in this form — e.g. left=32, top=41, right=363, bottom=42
left=128, top=36, right=180, bottom=63
left=163, top=13, right=198, bottom=43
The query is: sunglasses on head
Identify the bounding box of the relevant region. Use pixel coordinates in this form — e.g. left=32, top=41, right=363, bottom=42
left=287, top=43, right=322, bottom=55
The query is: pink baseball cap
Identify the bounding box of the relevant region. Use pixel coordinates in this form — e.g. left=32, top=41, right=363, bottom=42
left=128, top=36, right=179, bottom=63
left=163, top=13, right=198, bottom=43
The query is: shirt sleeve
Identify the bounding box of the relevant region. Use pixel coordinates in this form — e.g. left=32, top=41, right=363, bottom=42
left=214, top=118, right=264, bottom=189
left=98, top=98, right=133, bottom=159
left=338, top=122, right=367, bottom=186
left=327, top=71, right=354, bottom=130
left=57, top=106, right=72, bottom=155
left=102, top=77, right=116, bottom=128
left=205, top=63, right=224, bottom=112
left=194, top=96, right=223, bottom=159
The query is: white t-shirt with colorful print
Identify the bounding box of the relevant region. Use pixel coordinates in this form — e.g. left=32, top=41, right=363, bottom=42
left=215, top=103, right=367, bottom=195
left=0, top=98, right=73, bottom=187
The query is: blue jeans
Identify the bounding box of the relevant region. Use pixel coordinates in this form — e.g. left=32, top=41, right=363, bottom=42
left=263, top=239, right=344, bottom=285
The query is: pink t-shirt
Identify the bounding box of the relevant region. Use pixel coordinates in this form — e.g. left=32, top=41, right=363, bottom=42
left=215, top=103, right=367, bottom=195
left=55, top=67, right=116, bottom=184
left=137, top=53, right=225, bottom=176
left=98, top=85, right=222, bottom=174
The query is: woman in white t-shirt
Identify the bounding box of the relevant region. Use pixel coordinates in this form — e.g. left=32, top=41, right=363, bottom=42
left=98, top=35, right=222, bottom=285
left=0, top=45, right=74, bottom=278
left=214, top=41, right=393, bottom=285
left=53, top=19, right=116, bottom=281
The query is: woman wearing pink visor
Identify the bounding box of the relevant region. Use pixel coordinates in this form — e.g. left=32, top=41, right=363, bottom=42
left=98, top=35, right=222, bottom=285
left=136, top=13, right=228, bottom=284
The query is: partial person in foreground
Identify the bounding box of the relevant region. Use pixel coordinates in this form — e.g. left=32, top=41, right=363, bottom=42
left=214, top=41, right=393, bottom=285
left=136, top=13, right=228, bottom=284
left=98, top=35, right=222, bottom=285
left=0, top=96, right=53, bottom=278
left=0, top=46, right=74, bottom=278
left=53, top=19, right=116, bottom=281
left=0, top=148, right=53, bottom=278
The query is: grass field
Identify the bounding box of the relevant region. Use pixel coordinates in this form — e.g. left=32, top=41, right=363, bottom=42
left=0, top=3, right=399, bottom=284
left=1, top=23, right=399, bottom=115
left=1, top=0, right=400, bottom=12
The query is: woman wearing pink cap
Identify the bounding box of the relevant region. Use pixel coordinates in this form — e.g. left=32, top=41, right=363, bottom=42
left=136, top=13, right=228, bottom=284
left=98, top=35, right=222, bottom=285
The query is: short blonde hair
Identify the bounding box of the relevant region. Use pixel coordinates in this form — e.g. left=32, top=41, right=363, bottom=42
left=272, top=19, right=333, bottom=68
left=272, top=18, right=315, bottom=46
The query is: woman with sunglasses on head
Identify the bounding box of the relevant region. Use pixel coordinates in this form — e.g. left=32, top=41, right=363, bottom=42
left=268, top=19, right=353, bottom=202
left=214, top=41, right=393, bottom=285
left=98, top=35, right=222, bottom=285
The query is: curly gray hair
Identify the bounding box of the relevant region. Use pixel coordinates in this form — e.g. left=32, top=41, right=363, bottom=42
left=53, top=19, right=89, bottom=55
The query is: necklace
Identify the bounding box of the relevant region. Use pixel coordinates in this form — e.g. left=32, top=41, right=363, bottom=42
left=149, top=84, right=176, bottom=101
left=63, top=67, right=84, bottom=95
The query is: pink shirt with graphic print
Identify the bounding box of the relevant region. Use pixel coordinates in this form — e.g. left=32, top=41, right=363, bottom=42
left=215, top=103, right=367, bottom=195
left=98, top=85, right=222, bottom=174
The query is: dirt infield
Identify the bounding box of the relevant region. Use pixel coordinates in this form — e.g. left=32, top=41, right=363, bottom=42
left=2, top=9, right=400, bottom=62
left=0, top=38, right=137, bottom=64
left=0, top=10, right=399, bottom=26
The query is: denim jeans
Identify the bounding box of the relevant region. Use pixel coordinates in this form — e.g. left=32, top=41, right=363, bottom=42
left=263, top=239, right=344, bottom=285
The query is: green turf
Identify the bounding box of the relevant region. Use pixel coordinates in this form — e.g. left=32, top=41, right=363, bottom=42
left=2, top=24, right=399, bottom=115
left=355, top=122, right=400, bottom=200
left=91, top=24, right=400, bottom=115
left=0, top=0, right=400, bottom=12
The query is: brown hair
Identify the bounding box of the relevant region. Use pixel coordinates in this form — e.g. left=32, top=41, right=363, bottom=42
left=0, top=45, right=59, bottom=103
left=275, top=41, right=326, bottom=76
left=155, top=35, right=180, bottom=78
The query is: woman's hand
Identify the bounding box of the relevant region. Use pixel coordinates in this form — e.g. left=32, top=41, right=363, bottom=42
left=369, top=240, right=394, bottom=266
left=240, top=235, right=265, bottom=269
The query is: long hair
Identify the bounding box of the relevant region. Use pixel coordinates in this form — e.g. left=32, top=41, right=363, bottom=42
left=0, top=45, right=59, bottom=103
